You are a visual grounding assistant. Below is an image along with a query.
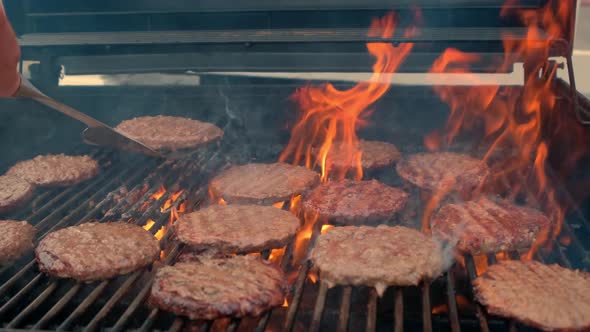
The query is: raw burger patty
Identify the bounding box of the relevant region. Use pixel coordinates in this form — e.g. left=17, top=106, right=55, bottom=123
left=0, top=175, right=34, bottom=213
left=209, top=163, right=320, bottom=204
left=7, top=154, right=99, bottom=187
left=36, top=222, right=160, bottom=281
left=176, top=204, right=299, bottom=253
left=115, top=115, right=223, bottom=151
left=431, top=197, right=550, bottom=254
left=319, top=140, right=401, bottom=170
left=302, top=179, right=409, bottom=224
left=396, top=152, right=489, bottom=193
left=474, top=260, right=590, bottom=331
left=311, top=225, right=443, bottom=295
left=150, top=256, right=285, bottom=320
left=0, top=220, right=35, bottom=263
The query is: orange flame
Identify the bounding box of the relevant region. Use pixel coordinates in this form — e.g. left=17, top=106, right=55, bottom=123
left=432, top=294, right=472, bottom=314
left=320, top=224, right=334, bottom=234
left=272, top=201, right=286, bottom=209
left=473, top=255, right=489, bottom=276
left=269, top=247, right=286, bottom=264
left=308, top=271, right=318, bottom=284
left=218, top=198, right=228, bottom=206
left=428, top=0, right=575, bottom=255
left=178, top=201, right=187, bottom=213
left=282, top=298, right=289, bottom=307
left=289, top=195, right=302, bottom=216
left=279, top=12, right=416, bottom=181
left=154, top=226, right=166, bottom=241
left=152, top=185, right=166, bottom=201
left=142, top=219, right=156, bottom=231
left=293, top=211, right=319, bottom=265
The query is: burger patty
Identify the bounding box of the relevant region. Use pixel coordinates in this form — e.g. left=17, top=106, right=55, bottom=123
left=7, top=154, right=99, bottom=187
left=0, top=220, right=35, bottom=263
left=149, top=256, right=285, bottom=320
left=36, top=222, right=160, bottom=281
left=175, top=204, right=300, bottom=253
left=396, top=152, right=489, bottom=193
left=311, top=225, right=444, bottom=295
left=302, top=179, right=409, bottom=225
left=115, top=115, right=223, bottom=151
left=319, top=140, right=402, bottom=171
left=431, top=197, right=550, bottom=254
left=0, top=175, right=34, bottom=213
left=474, top=260, right=590, bottom=331
left=209, top=163, right=320, bottom=205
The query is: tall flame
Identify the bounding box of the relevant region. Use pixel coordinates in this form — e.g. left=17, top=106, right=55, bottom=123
left=427, top=0, right=575, bottom=255
left=279, top=13, right=416, bottom=181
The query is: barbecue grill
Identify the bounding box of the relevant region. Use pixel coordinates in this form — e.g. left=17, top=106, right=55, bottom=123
left=1, top=0, right=590, bottom=331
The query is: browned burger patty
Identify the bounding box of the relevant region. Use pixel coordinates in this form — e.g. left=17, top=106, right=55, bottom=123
left=431, top=197, right=550, bottom=255
left=7, top=154, right=99, bottom=187
left=302, top=179, right=409, bottom=225
left=36, top=222, right=160, bottom=281
left=149, top=256, right=285, bottom=320
left=209, top=163, right=320, bottom=205
left=474, top=260, right=590, bottom=331
left=396, top=152, right=489, bottom=193
left=115, top=115, right=223, bottom=151
left=0, top=175, right=34, bottom=213
left=311, top=225, right=443, bottom=295
left=319, top=140, right=402, bottom=170
left=0, top=220, right=35, bottom=263
left=176, top=205, right=300, bottom=253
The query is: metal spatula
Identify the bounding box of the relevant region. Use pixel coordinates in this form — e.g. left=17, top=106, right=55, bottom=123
left=13, top=75, right=162, bottom=158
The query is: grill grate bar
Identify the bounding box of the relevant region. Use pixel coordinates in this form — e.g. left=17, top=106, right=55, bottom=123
left=169, top=318, right=184, bottom=332
left=445, top=271, right=461, bottom=332
left=6, top=280, right=58, bottom=328
left=254, top=310, right=271, bottom=332
left=0, top=274, right=43, bottom=317
left=57, top=281, right=109, bottom=331
left=0, top=260, right=35, bottom=298
left=32, top=283, right=81, bottom=330
left=394, top=288, right=404, bottom=332
left=336, top=286, right=352, bottom=332
left=283, top=261, right=311, bottom=332
left=110, top=275, right=153, bottom=332
left=464, top=255, right=490, bottom=332
left=309, top=282, right=329, bottom=332
left=83, top=270, right=144, bottom=332
left=365, top=288, right=378, bottom=332
left=226, top=318, right=240, bottom=332
left=138, top=308, right=159, bottom=332
left=421, top=283, right=432, bottom=332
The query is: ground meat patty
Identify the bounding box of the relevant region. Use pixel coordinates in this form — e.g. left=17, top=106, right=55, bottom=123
left=36, top=222, right=160, bottom=281
left=7, top=154, right=99, bottom=187
left=176, top=204, right=300, bottom=253
left=149, top=256, right=285, bottom=320
left=396, top=152, right=489, bottom=194
left=302, top=179, right=409, bottom=225
left=0, top=175, right=34, bottom=213
left=431, top=197, right=550, bottom=255
left=209, top=163, right=320, bottom=205
left=115, top=115, right=223, bottom=151
left=0, top=220, right=35, bottom=263
left=310, top=225, right=444, bottom=295
left=474, top=260, right=590, bottom=331
left=319, top=140, right=401, bottom=170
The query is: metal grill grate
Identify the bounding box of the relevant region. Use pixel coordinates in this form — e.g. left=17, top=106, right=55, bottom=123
left=1, top=138, right=590, bottom=331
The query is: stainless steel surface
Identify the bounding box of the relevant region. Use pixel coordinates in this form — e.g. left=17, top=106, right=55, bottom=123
left=13, top=76, right=162, bottom=158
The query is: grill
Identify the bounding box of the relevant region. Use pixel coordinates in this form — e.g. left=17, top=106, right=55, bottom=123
left=2, top=0, right=590, bottom=331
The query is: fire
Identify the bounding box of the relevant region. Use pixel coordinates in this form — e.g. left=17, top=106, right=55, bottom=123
left=427, top=0, right=577, bottom=253
left=272, top=201, right=286, bottom=209
left=279, top=12, right=417, bottom=181
left=308, top=271, right=318, bottom=284
left=289, top=195, right=302, bottom=216
left=154, top=226, right=166, bottom=241
left=292, top=211, right=319, bottom=265
left=282, top=298, right=289, bottom=307
left=160, top=250, right=166, bottom=260
left=320, top=224, right=334, bottom=234
left=431, top=294, right=472, bottom=314
left=269, top=246, right=286, bottom=264
left=142, top=219, right=155, bottom=231
left=152, top=185, right=166, bottom=201
left=160, top=189, right=184, bottom=212
left=218, top=198, right=227, bottom=205
left=178, top=201, right=187, bottom=213
left=473, top=255, right=488, bottom=276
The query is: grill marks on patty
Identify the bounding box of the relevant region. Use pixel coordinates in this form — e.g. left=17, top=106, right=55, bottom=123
left=0, top=175, right=34, bottom=213
left=149, top=256, right=285, bottom=320
left=36, top=222, right=160, bottom=281
left=115, top=115, right=223, bottom=151
left=474, top=260, right=590, bottom=331
left=311, top=225, right=444, bottom=296
left=0, top=220, right=35, bottom=263
left=302, top=179, right=409, bottom=225
left=209, top=163, right=320, bottom=205
left=7, top=154, right=99, bottom=187
left=175, top=205, right=300, bottom=253
left=430, top=197, right=551, bottom=254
